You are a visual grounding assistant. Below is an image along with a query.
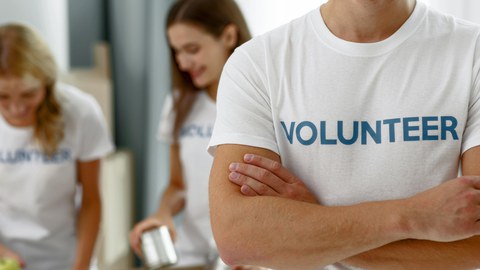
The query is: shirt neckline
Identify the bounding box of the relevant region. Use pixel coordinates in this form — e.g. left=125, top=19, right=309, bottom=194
left=309, top=1, right=427, bottom=57
left=0, top=113, right=34, bottom=133
left=199, top=90, right=217, bottom=108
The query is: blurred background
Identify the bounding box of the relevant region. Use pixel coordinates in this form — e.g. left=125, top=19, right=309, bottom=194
left=0, top=0, right=478, bottom=268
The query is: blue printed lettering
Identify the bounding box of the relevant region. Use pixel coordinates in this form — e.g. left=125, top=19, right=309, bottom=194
left=383, top=118, right=401, bottom=142
left=338, top=121, right=358, bottom=145
left=281, top=121, right=295, bottom=144
left=441, top=116, right=459, bottom=140
left=403, top=117, right=420, bottom=142
left=361, top=120, right=382, bottom=145
left=0, top=149, right=72, bottom=164
left=320, top=121, right=337, bottom=145
left=296, top=121, right=317, bottom=145
left=280, top=116, right=460, bottom=145
left=422, top=116, right=439, bottom=140
left=180, top=124, right=213, bottom=138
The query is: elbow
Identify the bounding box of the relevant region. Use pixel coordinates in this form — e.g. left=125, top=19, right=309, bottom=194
left=215, top=236, right=251, bottom=267
left=217, top=245, right=242, bottom=267
left=210, top=206, right=258, bottom=266
left=215, top=238, right=255, bottom=267
left=210, top=215, right=247, bottom=266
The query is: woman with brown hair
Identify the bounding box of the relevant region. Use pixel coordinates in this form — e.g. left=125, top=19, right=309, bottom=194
left=0, top=23, right=113, bottom=269
left=129, top=0, right=252, bottom=268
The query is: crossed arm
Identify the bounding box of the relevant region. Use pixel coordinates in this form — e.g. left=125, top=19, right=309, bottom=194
left=342, top=146, right=480, bottom=270
left=209, top=144, right=480, bottom=269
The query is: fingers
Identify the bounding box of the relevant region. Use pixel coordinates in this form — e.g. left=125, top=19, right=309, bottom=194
left=129, top=226, right=144, bottom=257
left=243, top=154, right=298, bottom=184
left=473, top=190, right=480, bottom=205
left=129, top=219, right=165, bottom=257
left=229, top=163, right=284, bottom=194
left=240, top=184, right=259, bottom=196
left=228, top=154, right=318, bottom=203
left=458, top=176, right=480, bottom=203
left=468, top=176, right=480, bottom=189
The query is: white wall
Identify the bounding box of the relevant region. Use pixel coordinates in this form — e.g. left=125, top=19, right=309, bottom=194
left=0, top=0, right=69, bottom=71
left=423, top=0, right=480, bottom=24
left=236, top=0, right=326, bottom=36
left=237, top=0, right=480, bottom=38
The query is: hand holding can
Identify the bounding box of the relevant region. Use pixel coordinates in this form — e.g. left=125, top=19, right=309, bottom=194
left=141, top=225, right=178, bottom=269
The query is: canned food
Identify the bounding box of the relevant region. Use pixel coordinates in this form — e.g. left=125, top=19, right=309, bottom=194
left=141, top=225, right=178, bottom=269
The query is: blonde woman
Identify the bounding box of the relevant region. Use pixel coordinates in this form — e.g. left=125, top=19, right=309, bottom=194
left=0, top=23, right=113, bottom=270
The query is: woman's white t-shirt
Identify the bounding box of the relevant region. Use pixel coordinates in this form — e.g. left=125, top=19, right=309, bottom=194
left=158, top=91, right=216, bottom=267
left=0, top=83, right=114, bottom=270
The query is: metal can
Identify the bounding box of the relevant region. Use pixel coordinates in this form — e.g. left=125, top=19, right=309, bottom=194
left=141, top=225, right=178, bottom=269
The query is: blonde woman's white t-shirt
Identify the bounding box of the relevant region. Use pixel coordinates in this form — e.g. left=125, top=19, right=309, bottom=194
left=209, top=2, right=480, bottom=269
left=158, top=91, right=216, bottom=267
left=0, top=83, right=114, bottom=270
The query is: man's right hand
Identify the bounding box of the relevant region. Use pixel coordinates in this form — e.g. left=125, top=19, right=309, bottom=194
left=128, top=214, right=176, bottom=258
left=0, top=243, right=24, bottom=268
left=403, top=175, right=480, bottom=242
left=228, top=153, right=319, bottom=204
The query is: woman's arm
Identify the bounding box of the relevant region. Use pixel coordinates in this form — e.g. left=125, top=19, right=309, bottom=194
left=153, top=144, right=186, bottom=227
left=73, top=159, right=101, bottom=270
left=129, top=144, right=186, bottom=257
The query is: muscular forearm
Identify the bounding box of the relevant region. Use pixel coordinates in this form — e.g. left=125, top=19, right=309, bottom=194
left=343, top=236, right=480, bottom=270
left=212, top=195, right=410, bottom=269
left=211, top=145, right=480, bottom=269
left=210, top=146, right=411, bottom=269
left=74, top=200, right=101, bottom=270
left=344, top=145, right=480, bottom=270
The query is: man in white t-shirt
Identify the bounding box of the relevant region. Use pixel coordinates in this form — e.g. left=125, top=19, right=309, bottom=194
left=207, top=0, right=480, bottom=269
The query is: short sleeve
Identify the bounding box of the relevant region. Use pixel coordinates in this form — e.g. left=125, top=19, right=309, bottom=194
left=77, top=95, right=114, bottom=161
left=462, top=34, right=480, bottom=154
left=208, top=43, right=279, bottom=156
left=157, top=94, right=175, bottom=143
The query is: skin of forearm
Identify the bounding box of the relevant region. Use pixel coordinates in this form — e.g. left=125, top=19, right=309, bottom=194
left=211, top=190, right=412, bottom=269
left=74, top=199, right=101, bottom=269
left=342, top=237, right=480, bottom=270
left=155, top=183, right=186, bottom=218
left=343, top=147, right=480, bottom=269
left=158, top=144, right=186, bottom=218
left=210, top=146, right=414, bottom=270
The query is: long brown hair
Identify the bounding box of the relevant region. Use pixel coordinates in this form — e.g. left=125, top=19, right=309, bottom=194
left=0, top=23, right=64, bottom=155
left=166, top=0, right=251, bottom=141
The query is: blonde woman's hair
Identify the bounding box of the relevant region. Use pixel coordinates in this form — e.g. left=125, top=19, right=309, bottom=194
left=0, top=23, right=64, bottom=155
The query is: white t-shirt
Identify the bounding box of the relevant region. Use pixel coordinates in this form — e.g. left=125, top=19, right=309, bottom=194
left=209, top=2, right=480, bottom=270
left=158, top=91, right=216, bottom=267
left=0, top=83, right=114, bottom=270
